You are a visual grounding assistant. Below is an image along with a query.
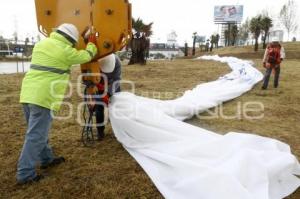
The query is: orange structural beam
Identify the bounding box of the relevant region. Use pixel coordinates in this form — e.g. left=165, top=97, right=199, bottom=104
left=34, top=0, right=132, bottom=59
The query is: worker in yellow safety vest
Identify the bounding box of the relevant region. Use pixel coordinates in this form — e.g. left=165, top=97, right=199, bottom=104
left=17, top=23, right=98, bottom=185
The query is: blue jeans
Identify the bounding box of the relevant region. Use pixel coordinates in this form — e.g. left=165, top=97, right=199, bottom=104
left=17, top=104, right=54, bottom=182
left=262, top=66, right=281, bottom=89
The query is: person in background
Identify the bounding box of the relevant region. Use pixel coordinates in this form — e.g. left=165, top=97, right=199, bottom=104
left=262, top=37, right=285, bottom=90
left=205, top=39, right=210, bottom=52
left=228, top=6, right=237, bottom=17
left=219, top=6, right=229, bottom=18
left=95, top=54, right=122, bottom=140
left=17, top=23, right=98, bottom=185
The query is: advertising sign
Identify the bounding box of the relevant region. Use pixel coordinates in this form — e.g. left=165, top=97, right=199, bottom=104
left=214, top=5, right=243, bottom=22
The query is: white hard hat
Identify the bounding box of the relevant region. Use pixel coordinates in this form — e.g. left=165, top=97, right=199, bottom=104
left=271, top=36, right=280, bottom=42
left=98, top=54, right=116, bottom=73
left=56, top=23, right=79, bottom=43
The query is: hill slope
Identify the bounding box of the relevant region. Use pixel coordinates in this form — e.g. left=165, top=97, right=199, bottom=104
left=194, top=42, right=300, bottom=60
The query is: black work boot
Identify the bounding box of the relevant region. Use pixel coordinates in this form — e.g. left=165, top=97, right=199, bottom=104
left=40, top=157, right=65, bottom=169
left=17, top=174, right=44, bottom=185
left=97, top=127, right=105, bottom=141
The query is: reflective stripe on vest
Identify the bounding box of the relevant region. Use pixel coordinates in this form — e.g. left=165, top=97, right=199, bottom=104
left=30, top=64, right=70, bottom=74
left=86, top=50, right=94, bottom=58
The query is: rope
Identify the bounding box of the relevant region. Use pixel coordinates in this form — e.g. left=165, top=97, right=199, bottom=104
left=81, top=87, right=95, bottom=147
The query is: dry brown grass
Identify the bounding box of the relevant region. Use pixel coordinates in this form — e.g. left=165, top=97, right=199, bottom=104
left=194, top=42, right=300, bottom=60
left=0, top=50, right=299, bottom=198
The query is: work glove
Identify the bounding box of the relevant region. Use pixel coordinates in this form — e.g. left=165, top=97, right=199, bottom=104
left=88, top=33, right=97, bottom=45
left=101, top=94, right=110, bottom=105
left=96, top=83, right=105, bottom=92
left=81, top=26, right=97, bottom=45
left=81, top=26, right=90, bottom=44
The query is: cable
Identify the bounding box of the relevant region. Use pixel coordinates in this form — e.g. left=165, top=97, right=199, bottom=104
left=81, top=87, right=95, bottom=147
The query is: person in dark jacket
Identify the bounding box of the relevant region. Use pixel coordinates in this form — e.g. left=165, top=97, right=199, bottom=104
left=95, top=54, right=122, bottom=140
left=262, top=37, right=285, bottom=90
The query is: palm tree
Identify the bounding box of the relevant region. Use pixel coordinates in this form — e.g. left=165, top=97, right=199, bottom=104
left=192, top=32, right=197, bottom=56
left=250, top=15, right=262, bottom=51
left=210, top=34, right=216, bottom=51
left=184, top=42, right=188, bottom=56
left=261, top=16, right=273, bottom=49
left=129, top=18, right=153, bottom=65
left=142, top=22, right=153, bottom=61
left=231, top=25, right=239, bottom=46
left=142, top=22, right=153, bottom=37
left=224, top=30, right=230, bottom=47
left=24, top=37, right=30, bottom=56
left=215, top=34, right=220, bottom=48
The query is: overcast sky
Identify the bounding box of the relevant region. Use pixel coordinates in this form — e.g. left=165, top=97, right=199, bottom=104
left=0, top=0, right=299, bottom=45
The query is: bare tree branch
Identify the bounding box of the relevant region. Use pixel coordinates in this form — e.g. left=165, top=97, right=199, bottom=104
left=279, top=0, right=299, bottom=40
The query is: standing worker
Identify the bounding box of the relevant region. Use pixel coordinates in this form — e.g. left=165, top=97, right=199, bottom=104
left=262, top=37, right=285, bottom=90
left=17, top=23, right=98, bottom=184
left=95, top=54, right=122, bottom=140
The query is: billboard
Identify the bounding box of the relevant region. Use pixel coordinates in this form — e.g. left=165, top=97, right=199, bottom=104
left=214, top=5, right=243, bottom=23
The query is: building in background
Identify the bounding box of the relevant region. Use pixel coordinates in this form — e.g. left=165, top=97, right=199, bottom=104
left=149, top=31, right=184, bottom=59
left=269, top=30, right=284, bottom=42
left=166, top=31, right=179, bottom=48
left=0, top=38, right=34, bottom=58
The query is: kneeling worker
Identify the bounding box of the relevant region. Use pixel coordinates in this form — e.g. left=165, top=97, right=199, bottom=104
left=17, top=23, right=98, bottom=184
left=95, top=54, right=122, bottom=140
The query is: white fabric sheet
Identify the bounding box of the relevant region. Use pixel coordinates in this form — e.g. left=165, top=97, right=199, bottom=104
left=109, top=55, right=300, bottom=199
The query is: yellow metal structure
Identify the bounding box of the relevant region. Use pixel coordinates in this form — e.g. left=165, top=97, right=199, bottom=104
left=34, top=0, right=132, bottom=87
left=35, top=0, right=132, bottom=58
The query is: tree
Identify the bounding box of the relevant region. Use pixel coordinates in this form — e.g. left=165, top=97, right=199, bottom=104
left=261, top=16, right=273, bottom=49
left=224, top=30, right=230, bottom=47
left=210, top=35, right=216, bottom=51
left=238, top=18, right=250, bottom=45
left=37, top=34, right=41, bottom=42
left=25, top=37, right=29, bottom=45
left=24, top=37, right=30, bottom=55
left=230, top=25, right=239, bottom=46
left=13, top=32, right=18, bottom=44
left=280, top=0, right=298, bottom=41
left=184, top=42, right=188, bottom=56
left=153, top=52, right=165, bottom=59
left=128, top=18, right=153, bottom=65
left=192, top=32, right=197, bottom=56
left=250, top=15, right=262, bottom=51
left=215, top=34, right=220, bottom=48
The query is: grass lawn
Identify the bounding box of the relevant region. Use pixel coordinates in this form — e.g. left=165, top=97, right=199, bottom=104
left=0, top=43, right=299, bottom=198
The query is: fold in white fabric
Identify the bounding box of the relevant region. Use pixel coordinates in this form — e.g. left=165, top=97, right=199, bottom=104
left=109, top=55, right=300, bottom=199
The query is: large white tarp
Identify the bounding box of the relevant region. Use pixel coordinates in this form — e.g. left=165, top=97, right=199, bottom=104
left=109, top=56, right=300, bottom=199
